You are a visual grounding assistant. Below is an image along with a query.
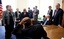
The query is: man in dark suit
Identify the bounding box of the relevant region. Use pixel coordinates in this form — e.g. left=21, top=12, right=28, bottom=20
left=15, top=8, right=21, bottom=19
left=47, top=6, right=53, bottom=19
left=19, top=9, right=29, bottom=21
left=12, top=17, right=49, bottom=39
left=43, top=15, right=52, bottom=26
left=2, top=5, right=15, bottom=39
left=52, top=3, right=63, bottom=26
left=33, top=6, right=39, bottom=21
left=15, top=8, right=21, bottom=26
left=28, top=7, right=33, bottom=19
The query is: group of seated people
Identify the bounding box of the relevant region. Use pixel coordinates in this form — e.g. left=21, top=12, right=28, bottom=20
left=2, top=3, right=64, bottom=39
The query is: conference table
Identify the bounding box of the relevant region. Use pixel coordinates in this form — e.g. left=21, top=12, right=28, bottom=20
left=43, top=25, right=64, bottom=39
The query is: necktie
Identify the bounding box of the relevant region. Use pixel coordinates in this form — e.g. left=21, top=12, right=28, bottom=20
left=54, top=10, right=58, bottom=16
left=43, top=20, right=48, bottom=26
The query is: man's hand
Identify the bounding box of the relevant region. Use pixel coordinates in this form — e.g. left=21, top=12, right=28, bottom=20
left=58, top=24, right=63, bottom=28
left=16, top=20, right=20, bottom=22
left=4, top=24, right=6, bottom=26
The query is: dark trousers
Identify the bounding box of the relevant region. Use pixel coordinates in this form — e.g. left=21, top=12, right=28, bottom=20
left=16, top=36, right=32, bottom=39
left=16, top=22, right=19, bottom=27
left=5, top=24, right=14, bottom=39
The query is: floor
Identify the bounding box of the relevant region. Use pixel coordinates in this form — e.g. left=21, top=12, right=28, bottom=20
left=0, top=26, right=16, bottom=39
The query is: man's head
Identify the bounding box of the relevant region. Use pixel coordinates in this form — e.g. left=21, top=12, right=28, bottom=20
left=28, top=7, right=30, bottom=10
left=33, top=7, right=35, bottom=10
left=49, top=6, right=52, bottom=10
left=20, top=17, right=32, bottom=27
left=43, top=15, right=46, bottom=18
left=16, top=8, right=19, bottom=11
left=56, top=3, right=60, bottom=9
left=24, top=18, right=31, bottom=27
left=23, top=9, right=27, bottom=13
left=6, top=5, right=12, bottom=11
left=35, top=6, right=37, bottom=9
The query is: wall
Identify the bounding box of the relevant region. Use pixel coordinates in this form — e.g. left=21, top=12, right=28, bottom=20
left=16, top=0, right=62, bottom=21
left=17, top=0, right=62, bottom=11
left=53, top=0, right=62, bottom=10
left=2, top=0, right=62, bottom=12
left=16, top=0, right=27, bottom=12
left=2, top=0, right=17, bottom=12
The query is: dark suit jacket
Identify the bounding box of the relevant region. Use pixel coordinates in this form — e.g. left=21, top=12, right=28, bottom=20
left=46, top=19, right=52, bottom=25
left=53, top=8, right=63, bottom=25
left=12, top=24, right=49, bottom=39
left=19, top=12, right=29, bottom=20
left=28, top=10, right=33, bottom=18
left=48, top=10, right=53, bottom=19
left=15, top=11, right=21, bottom=20
left=33, top=9, right=39, bottom=20
left=2, top=10, right=15, bottom=25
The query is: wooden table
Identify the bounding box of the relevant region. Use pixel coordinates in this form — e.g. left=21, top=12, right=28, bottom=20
left=43, top=25, right=64, bottom=39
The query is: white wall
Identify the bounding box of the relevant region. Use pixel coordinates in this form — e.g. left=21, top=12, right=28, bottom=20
left=40, top=0, right=54, bottom=16
left=16, top=0, right=62, bottom=21
left=2, top=0, right=62, bottom=18
left=2, top=0, right=17, bottom=12
left=26, top=0, right=40, bottom=10
left=53, top=0, right=62, bottom=10
left=16, top=0, right=62, bottom=12
left=2, top=0, right=62, bottom=12
left=16, top=0, right=27, bottom=12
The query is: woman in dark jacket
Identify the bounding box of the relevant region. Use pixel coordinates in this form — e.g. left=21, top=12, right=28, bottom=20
left=19, top=9, right=29, bottom=21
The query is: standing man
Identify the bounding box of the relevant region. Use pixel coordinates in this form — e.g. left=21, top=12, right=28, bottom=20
left=47, top=6, right=53, bottom=19
left=28, top=7, right=33, bottom=19
left=33, top=6, right=39, bottom=21
left=53, top=3, right=63, bottom=27
left=2, top=5, right=15, bottom=39
left=15, top=8, right=21, bottom=26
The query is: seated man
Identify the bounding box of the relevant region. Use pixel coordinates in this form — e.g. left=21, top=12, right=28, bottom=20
left=42, top=15, right=47, bottom=24
left=43, top=15, right=52, bottom=26
left=12, top=17, right=49, bottom=39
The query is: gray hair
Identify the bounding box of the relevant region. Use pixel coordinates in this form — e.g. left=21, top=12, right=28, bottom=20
left=6, top=5, right=11, bottom=9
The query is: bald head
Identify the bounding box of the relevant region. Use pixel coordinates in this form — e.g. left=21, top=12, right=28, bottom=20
left=56, top=3, right=60, bottom=9
left=16, top=8, right=19, bottom=11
